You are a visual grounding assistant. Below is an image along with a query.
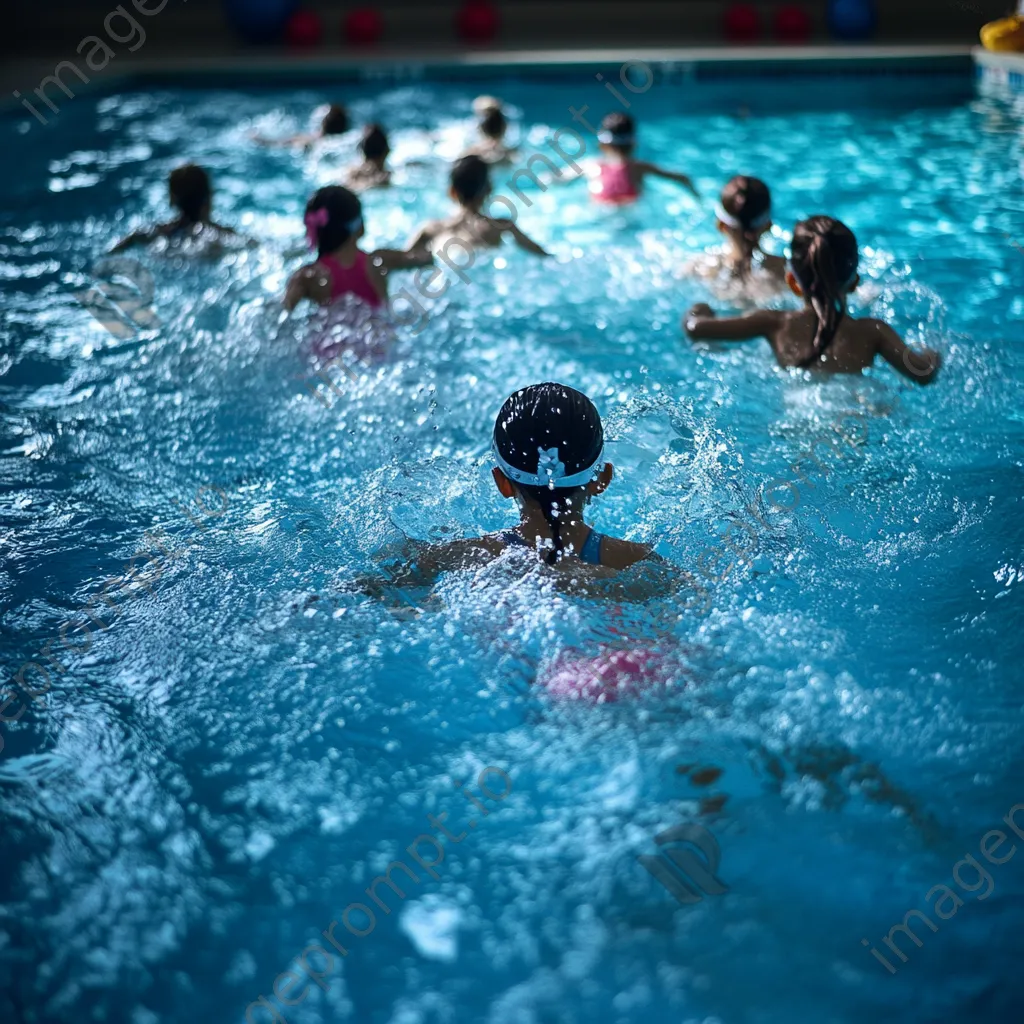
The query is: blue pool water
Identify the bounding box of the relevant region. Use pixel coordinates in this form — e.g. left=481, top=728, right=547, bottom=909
left=1, top=68, right=1023, bottom=1024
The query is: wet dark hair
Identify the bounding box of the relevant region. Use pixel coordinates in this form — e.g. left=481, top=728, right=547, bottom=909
left=321, top=104, right=350, bottom=136
left=600, top=112, right=636, bottom=154
left=720, top=175, right=772, bottom=269
left=789, top=216, right=859, bottom=367
left=450, top=155, right=491, bottom=204
left=168, top=164, right=211, bottom=223
left=304, top=185, right=363, bottom=258
left=359, top=123, right=390, bottom=162
left=493, top=382, right=604, bottom=565
left=480, top=106, right=507, bottom=140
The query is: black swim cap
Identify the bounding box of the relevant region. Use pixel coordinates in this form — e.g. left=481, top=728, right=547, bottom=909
left=492, top=382, right=604, bottom=489
left=492, top=383, right=605, bottom=564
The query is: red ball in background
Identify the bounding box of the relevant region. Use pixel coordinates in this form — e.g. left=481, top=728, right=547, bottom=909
left=285, top=8, right=323, bottom=46
left=457, top=1, right=499, bottom=43
left=724, top=3, right=762, bottom=43
left=775, top=4, right=812, bottom=42
left=345, top=7, right=383, bottom=45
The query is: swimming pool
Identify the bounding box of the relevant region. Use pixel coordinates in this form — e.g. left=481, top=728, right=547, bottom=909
left=1, top=61, right=1023, bottom=1024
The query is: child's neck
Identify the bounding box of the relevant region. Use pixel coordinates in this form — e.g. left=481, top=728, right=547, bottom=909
left=322, top=239, right=360, bottom=265
left=726, top=233, right=755, bottom=271
left=518, top=503, right=591, bottom=556
left=459, top=197, right=485, bottom=214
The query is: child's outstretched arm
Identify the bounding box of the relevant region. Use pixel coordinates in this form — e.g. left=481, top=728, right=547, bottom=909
left=109, top=228, right=157, bottom=254
left=404, top=222, right=440, bottom=259
left=502, top=221, right=550, bottom=257
left=635, top=161, right=700, bottom=199
left=372, top=247, right=435, bottom=271
left=872, top=320, right=942, bottom=384
left=684, top=303, right=784, bottom=342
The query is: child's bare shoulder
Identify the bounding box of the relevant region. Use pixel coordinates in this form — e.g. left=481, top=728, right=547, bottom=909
left=599, top=536, right=654, bottom=570
left=290, top=260, right=332, bottom=302
left=431, top=534, right=506, bottom=565
left=849, top=315, right=896, bottom=341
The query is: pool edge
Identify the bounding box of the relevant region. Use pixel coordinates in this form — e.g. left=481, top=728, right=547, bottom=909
left=3, top=44, right=978, bottom=118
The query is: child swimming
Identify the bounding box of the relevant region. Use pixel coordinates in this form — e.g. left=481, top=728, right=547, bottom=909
left=382, top=383, right=653, bottom=585
left=408, top=155, right=549, bottom=257
left=284, top=186, right=429, bottom=312
left=462, top=95, right=517, bottom=166
left=110, top=164, right=241, bottom=253
left=589, top=112, right=700, bottom=205
left=345, top=124, right=392, bottom=191
left=686, top=176, right=787, bottom=286
left=684, top=215, right=942, bottom=381
left=252, top=103, right=349, bottom=149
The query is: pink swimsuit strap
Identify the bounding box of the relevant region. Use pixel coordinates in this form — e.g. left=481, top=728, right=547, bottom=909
left=593, top=162, right=639, bottom=204
left=319, top=251, right=383, bottom=308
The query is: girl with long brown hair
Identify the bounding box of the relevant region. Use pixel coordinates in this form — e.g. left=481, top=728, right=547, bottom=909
left=683, top=215, right=941, bottom=381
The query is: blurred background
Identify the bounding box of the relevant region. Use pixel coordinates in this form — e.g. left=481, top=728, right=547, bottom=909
left=2, top=0, right=1012, bottom=60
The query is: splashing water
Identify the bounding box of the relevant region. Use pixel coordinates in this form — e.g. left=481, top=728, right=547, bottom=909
left=1, top=72, right=1023, bottom=1024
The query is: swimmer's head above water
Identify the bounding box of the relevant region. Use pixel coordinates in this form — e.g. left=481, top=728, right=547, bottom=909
left=450, top=155, right=492, bottom=209
left=598, top=112, right=636, bottom=158
left=303, top=185, right=364, bottom=258
left=491, top=383, right=613, bottom=565
left=474, top=97, right=508, bottom=141
left=359, top=123, right=390, bottom=163
left=320, top=103, right=350, bottom=136
left=169, top=164, right=212, bottom=224
left=716, top=175, right=773, bottom=267
left=787, top=216, right=860, bottom=366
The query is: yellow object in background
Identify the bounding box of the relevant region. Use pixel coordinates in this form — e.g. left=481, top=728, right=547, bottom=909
left=981, top=15, right=1024, bottom=52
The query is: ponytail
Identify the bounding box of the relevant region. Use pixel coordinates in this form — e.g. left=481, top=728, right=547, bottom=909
left=790, top=216, right=859, bottom=367
left=520, top=484, right=584, bottom=564
left=735, top=228, right=759, bottom=278
left=803, top=233, right=844, bottom=362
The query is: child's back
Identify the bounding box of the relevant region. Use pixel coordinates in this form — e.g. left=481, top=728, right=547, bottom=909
left=345, top=124, right=391, bottom=192
left=110, top=164, right=241, bottom=253
left=685, top=215, right=941, bottom=383
left=285, top=185, right=429, bottom=312
left=408, top=156, right=549, bottom=258
left=768, top=306, right=932, bottom=375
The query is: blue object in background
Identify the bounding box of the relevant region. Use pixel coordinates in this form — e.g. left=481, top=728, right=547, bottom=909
left=828, top=0, right=878, bottom=40
left=223, top=0, right=298, bottom=43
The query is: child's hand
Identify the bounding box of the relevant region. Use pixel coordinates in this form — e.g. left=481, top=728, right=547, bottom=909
left=684, top=303, right=714, bottom=339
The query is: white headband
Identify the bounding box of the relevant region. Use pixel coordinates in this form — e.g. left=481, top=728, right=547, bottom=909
left=598, top=131, right=635, bottom=145
left=715, top=202, right=772, bottom=231
left=492, top=442, right=604, bottom=489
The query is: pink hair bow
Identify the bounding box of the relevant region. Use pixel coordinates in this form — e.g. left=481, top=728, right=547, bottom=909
left=304, top=207, right=330, bottom=249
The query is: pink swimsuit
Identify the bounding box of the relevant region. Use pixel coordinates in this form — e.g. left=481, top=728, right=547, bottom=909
left=320, top=251, right=383, bottom=308
left=592, top=162, right=640, bottom=205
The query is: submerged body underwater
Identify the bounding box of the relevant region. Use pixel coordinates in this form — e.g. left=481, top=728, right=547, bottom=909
left=1, top=71, right=1023, bottom=1023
